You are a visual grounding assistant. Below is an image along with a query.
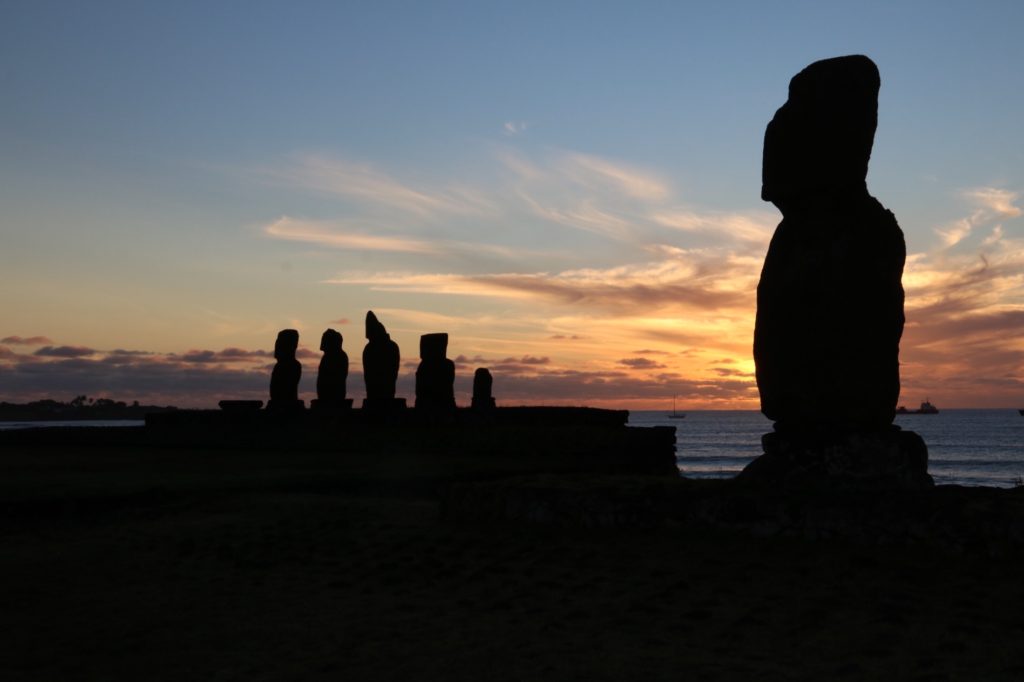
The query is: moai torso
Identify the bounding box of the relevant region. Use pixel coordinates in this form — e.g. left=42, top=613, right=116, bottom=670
left=270, top=329, right=302, bottom=405
left=316, top=328, right=349, bottom=404
left=471, top=368, right=495, bottom=409
left=415, top=333, right=456, bottom=410
left=362, top=311, right=401, bottom=401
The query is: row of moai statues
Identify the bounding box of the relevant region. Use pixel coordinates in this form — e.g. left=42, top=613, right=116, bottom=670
left=268, top=310, right=495, bottom=412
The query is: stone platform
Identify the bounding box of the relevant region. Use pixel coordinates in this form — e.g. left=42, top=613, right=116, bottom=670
left=737, top=426, right=933, bottom=491
left=1, top=406, right=678, bottom=477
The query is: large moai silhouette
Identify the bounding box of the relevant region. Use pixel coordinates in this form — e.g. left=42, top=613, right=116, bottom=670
left=744, top=55, right=930, bottom=489
left=314, top=328, right=350, bottom=408
left=268, top=329, right=303, bottom=410
left=415, top=333, right=456, bottom=412
left=755, top=55, right=904, bottom=433
left=362, top=311, right=402, bottom=409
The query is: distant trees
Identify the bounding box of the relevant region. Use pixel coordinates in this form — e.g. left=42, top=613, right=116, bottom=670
left=93, top=398, right=127, bottom=408
left=0, top=396, right=177, bottom=420
left=10, top=396, right=141, bottom=410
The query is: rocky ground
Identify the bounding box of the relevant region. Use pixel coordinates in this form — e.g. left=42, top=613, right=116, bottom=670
left=4, top=444, right=1024, bottom=681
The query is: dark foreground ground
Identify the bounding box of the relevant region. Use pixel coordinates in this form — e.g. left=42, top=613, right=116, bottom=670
left=3, top=444, right=1024, bottom=681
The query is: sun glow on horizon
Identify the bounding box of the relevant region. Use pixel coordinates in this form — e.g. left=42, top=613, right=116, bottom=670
left=2, top=148, right=1022, bottom=409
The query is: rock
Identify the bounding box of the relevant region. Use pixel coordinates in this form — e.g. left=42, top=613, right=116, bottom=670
left=414, top=333, right=456, bottom=412
left=749, top=55, right=926, bottom=489
left=313, top=328, right=350, bottom=409
left=361, top=311, right=402, bottom=410
left=471, top=368, right=496, bottom=410
left=268, top=329, right=303, bottom=411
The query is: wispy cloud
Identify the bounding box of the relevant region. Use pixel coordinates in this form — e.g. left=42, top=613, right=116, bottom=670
left=256, top=149, right=765, bottom=258
left=559, top=152, right=670, bottom=201
left=259, top=155, right=494, bottom=219
left=264, top=214, right=557, bottom=261
left=651, top=210, right=776, bottom=246
left=264, top=216, right=548, bottom=261
left=516, top=192, right=637, bottom=239
left=964, top=187, right=1022, bottom=217
left=937, top=216, right=975, bottom=248
left=503, top=121, right=528, bottom=136
left=936, top=186, right=1022, bottom=248
left=264, top=217, right=439, bottom=254
left=496, top=148, right=675, bottom=239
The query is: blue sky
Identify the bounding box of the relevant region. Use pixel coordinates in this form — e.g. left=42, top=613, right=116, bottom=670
left=1, top=1, right=1022, bottom=407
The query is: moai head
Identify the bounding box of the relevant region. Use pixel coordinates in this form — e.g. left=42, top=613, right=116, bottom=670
left=274, top=329, right=299, bottom=360
left=365, top=311, right=388, bottom=342
left=419, top=333, right=448, bottom=361
left=473, top=368, right=493, bottom=396
left=761, top=55, right=880, bottom=209
left=320, top=328, right=343, bottom=354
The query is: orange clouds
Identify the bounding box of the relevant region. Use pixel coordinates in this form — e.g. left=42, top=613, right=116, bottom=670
left=1, top=335, right=53, bottom=345
left=34, top=345, right=96, bottom=358
left=327, top=249, right=759, bottom=313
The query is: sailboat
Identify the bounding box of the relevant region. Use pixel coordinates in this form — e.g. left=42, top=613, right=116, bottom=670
left=667, top=396, right=686, bottom=419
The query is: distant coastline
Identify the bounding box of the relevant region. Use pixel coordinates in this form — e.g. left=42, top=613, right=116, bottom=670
left=0, top=398, right=176, bottom=422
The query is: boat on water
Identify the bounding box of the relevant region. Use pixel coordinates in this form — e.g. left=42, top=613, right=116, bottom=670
left=667, top=396, right=686, bottom=419
left=896, top=399, right=939, bottom=415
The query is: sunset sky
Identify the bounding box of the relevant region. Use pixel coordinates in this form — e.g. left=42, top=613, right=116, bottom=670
left=2, top=1, right=1022, bottom=409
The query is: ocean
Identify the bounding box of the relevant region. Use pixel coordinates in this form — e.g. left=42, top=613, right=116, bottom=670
left=628, top=409, right=1024, bottom=488
left=0, top=420, right=146, bottom=430
left=2, top=411, right=1021, bottom=488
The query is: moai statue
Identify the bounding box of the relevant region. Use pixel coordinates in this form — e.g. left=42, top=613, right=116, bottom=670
left=415, top=333, right=456, bottom=411
left=743, top=55, right=930, bottom=489
left=471, top=368, right=495, bottom=410
left=314, top=328, right=349, bottom=408
left=755, top=55, right=903, bottom=433
left=268, top=329, right=303, bottom=410
left=362, top=311, right=402, bottom=409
